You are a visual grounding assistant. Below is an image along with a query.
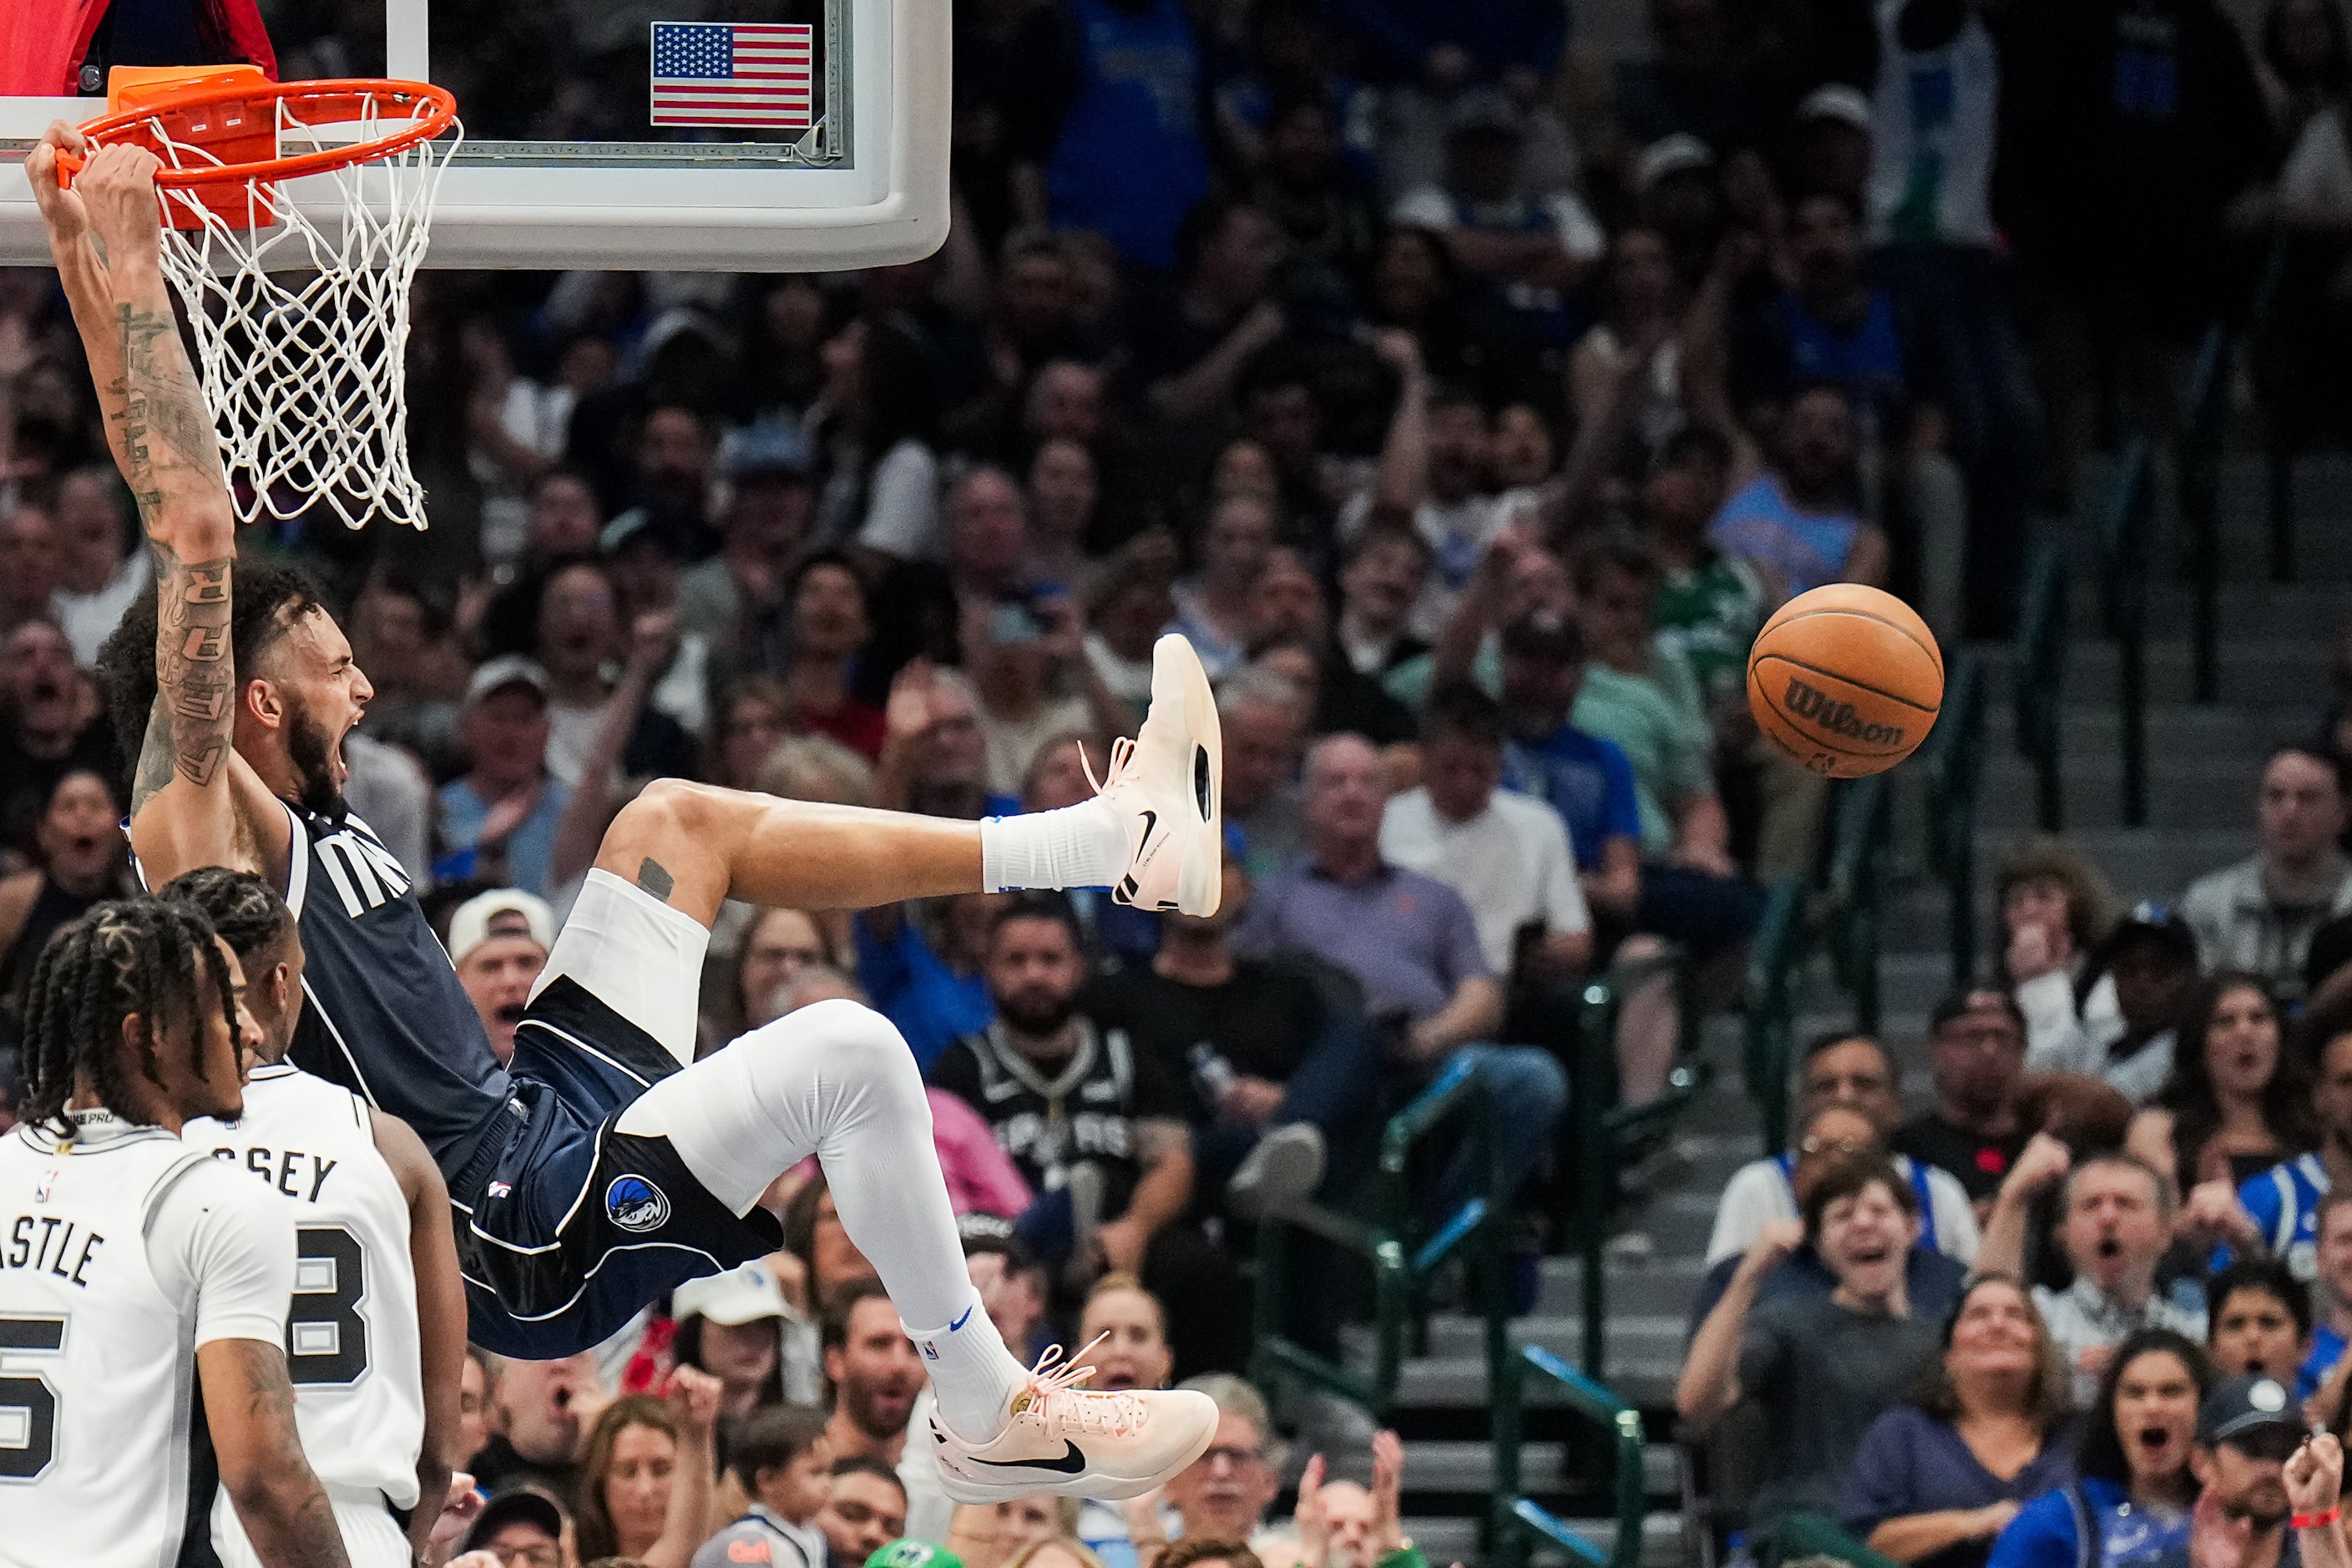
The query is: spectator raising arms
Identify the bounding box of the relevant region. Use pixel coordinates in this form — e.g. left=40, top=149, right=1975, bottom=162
left=1980, top=1141, right=2206, bottom=1404
left=1678, top=1159, right=1945, bottom=1530
left=573, top=1373, right=726, bottom=1568
left=1841, top=1275, right=2079, bottom=1568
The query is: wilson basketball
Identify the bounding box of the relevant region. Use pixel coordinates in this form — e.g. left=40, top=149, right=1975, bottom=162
left=1747, top=584, right=1944, bottom=778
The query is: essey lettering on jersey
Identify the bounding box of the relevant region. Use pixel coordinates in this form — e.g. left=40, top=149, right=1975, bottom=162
left=2, top=1212, right=105, bottom=1284
left=212, top=1146, right=339, bottom=1203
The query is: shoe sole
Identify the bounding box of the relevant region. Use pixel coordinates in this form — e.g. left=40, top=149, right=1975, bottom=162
left=933, top=1424, right=1221, bottom=1502
left=1154, top=634, right=1223, bottom=918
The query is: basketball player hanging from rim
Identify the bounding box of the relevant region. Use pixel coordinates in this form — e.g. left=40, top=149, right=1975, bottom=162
left=26, top=124, right=1227, bottom=1503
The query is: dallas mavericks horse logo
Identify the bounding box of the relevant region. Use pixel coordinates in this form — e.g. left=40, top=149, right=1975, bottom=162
left=605, top=1176, right=670, bottom=1233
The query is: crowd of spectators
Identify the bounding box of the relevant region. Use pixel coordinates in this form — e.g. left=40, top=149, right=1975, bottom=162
left=2, top=0, right=2352, bottom=1560
left=1669, top=744, right=2352, bottom=1559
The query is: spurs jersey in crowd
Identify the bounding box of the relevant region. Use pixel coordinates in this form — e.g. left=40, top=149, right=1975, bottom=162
left=187, top=1063, right=424, bottom=1515
left=0, top=1110, right=293, bottom=1568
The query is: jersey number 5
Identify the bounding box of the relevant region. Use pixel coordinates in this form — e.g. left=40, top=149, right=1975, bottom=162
left=0, top=1315, right=65, bottom=1480
left=289, top=1227, right=369, bottom=1386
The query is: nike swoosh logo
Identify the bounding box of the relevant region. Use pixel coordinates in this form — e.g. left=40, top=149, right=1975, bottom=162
left=948, top=1305, right=974, bottom=1333
left=971, top=1442, right=1088, bottom=1474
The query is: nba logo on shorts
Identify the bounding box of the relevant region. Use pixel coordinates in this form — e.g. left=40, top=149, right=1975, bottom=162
left=605, top=1176, right=671, bottom=1233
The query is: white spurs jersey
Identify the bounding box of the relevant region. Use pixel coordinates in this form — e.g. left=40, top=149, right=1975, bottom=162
left=186, top=1063, right=425, bottom=1510
left=0, top=1110, right=294, bottom=1568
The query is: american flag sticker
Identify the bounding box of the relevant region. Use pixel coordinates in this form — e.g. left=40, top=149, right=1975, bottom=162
left=650, top=21, right=815, bottom=129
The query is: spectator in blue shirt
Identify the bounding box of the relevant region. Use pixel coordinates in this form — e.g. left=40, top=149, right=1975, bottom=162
left=2301, top=1192, right=2352, bottom=1409
left=1988, top=1329, right=2210, bottom=1568
left=1496, top=611, right=1644, bottom=919
left=1841, top=1275, right=2078, bottom=1568
left=437, top=655, right=573, bottom=898
left=2224, top=1022, right=2352, bottom=1281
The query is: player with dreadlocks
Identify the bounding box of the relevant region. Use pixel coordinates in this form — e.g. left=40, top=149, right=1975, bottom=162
left=0, top=897, right=357, bottom=1568
left=162, top=867, right=469, bottom=1568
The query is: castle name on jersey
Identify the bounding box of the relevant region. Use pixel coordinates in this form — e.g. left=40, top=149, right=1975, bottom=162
left=3, top=1212, right=104, bottom=1287
left=208, top=1145, right=341, bottom=1204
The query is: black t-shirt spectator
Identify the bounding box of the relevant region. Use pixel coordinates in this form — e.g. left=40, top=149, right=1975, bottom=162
left=1085, top=958, right=1328, bottom=1124
left=1892, top=1112, right=2028, bottom=1203
left=928, top=1019, right=1189, bottom=1219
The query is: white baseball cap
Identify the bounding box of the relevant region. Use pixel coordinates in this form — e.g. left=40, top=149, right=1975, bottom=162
left=447, top=888, right=555, bottom=967
left=671, top=1262, right=792, bottom=1326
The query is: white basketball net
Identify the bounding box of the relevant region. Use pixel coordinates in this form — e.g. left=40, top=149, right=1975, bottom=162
left=105, top=92, right=461, bottom=531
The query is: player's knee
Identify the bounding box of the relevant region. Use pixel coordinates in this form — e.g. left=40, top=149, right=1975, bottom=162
left=742, top=998, right=922, bottom=1096
left=616, top=775, right=711, bottom=839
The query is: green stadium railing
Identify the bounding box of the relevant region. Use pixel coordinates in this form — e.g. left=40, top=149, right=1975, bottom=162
left=2180, top=319, right=2231, bottom=708
left=1491, top=1343, right=1649, bottom=1568
left=1918, top=652, right=1989, bottom=988
left=1248, top=1055, right=1505, bottom=1414
left=1773, top=1512, right=1908, bottom=1568
left=2097, top=434, right=2154, bottom=826
left=1742, top=875, right=1808, bottom=1156
left=1567, top=952, right=1702, bottom=1377
left=2012, top=540, right=2069, bottom=832
left=1741, top=766, right=1899, bottom=1152
left=1824, top=772, right=1891, bottom=1035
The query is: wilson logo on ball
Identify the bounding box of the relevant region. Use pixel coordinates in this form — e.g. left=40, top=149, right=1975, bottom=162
left=1783, top=676, right=1907, bottom=746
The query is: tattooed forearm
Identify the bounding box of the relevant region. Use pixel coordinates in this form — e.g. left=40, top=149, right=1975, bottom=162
left=139, top=543, right=233, bottom=802
left=112, top=302, right=228, bottom=529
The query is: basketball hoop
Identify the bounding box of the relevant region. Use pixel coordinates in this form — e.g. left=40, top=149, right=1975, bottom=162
left=67, top=69, right=463, bottom=531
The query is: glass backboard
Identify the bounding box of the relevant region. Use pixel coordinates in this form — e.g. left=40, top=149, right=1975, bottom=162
left=0, top=0, right=948, bottom=270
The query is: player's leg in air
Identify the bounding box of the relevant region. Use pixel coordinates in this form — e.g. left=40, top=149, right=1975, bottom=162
left=519, top=632, right=1223, bottom=1500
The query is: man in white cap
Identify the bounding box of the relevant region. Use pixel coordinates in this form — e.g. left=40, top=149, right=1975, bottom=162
left=672, top=1261, right=810, bottom=1419
left=448, top=888, right=557, bottom=1067
left=438, top=655, right=570, bottom=897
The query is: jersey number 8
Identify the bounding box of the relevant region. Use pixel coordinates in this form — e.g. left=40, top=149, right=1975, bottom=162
left=290, top=1227, right=370, bottom=1386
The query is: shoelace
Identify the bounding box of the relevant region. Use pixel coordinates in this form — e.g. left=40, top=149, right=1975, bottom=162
left=1016, top=1333, right=1150, bottom=1438
left=1077, top=736, right=1138, bottom=798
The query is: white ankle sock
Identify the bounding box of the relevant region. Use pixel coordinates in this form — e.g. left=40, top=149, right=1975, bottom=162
left=908, top=1288, right=1029, bottom=1439
left=980, top=797, right=1125, bottom=892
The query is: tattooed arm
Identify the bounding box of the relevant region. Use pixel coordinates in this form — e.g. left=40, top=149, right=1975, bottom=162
left=200, top=1338, right=356, bottom=1568
left=28, top=126, right=257, bottom=875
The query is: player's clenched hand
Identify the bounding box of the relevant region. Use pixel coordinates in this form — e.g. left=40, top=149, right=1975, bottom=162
left=71, top=143, right=166, bottom=272
left=23, top=124, right=92, bottom=253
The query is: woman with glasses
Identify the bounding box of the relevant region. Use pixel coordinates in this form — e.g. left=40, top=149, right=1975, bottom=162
left=1842, top=1276, right=2079, bottom=1568
left=1987, top=1328, right=2210, bottom=1568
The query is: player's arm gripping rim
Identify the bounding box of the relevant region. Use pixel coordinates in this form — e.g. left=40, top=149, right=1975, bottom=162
left=200, top=1337, right=355, bottom=1568
left=23, top=124, right=249, bottom=876
left=375, top=1107, right=469, bottom=1560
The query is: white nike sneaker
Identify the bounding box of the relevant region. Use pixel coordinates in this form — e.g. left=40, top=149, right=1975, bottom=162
left=928, top=1338, right=1220, bottom=1502
left=1086, top=633, right=1222, bottom=917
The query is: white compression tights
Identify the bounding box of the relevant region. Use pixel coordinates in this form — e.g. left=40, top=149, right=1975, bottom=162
left=614, top=998, right=975, bottom=1328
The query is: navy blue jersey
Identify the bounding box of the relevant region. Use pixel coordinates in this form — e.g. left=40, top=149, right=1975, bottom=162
left=278, top=802, right=512, bottom=1169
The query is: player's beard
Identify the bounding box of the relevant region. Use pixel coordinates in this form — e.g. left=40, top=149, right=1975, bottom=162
left=286, top=696, right=346, bottom=822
